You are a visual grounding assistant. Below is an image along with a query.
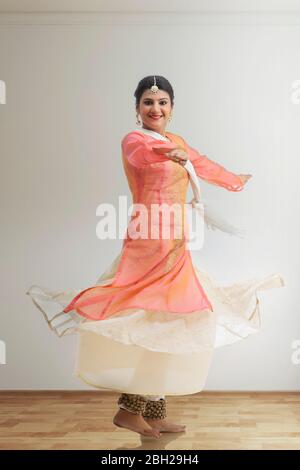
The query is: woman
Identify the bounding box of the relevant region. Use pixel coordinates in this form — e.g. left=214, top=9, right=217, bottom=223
left=26, top=75, right=284, bottom=439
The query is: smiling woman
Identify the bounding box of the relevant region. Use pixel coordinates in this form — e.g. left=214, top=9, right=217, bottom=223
left=26, top=75, right=284, bottom=438
left=135, top=75, right=174, bottom=138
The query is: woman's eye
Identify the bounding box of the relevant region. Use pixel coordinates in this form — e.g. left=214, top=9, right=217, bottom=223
left=145, top=101, right=167, bottom=105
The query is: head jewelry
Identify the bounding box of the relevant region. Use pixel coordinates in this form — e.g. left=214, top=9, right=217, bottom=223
left=150, top=76, right=159, bottom=93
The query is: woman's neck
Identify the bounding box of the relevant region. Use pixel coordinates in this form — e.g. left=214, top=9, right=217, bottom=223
left=142, top=125, right=168, bottom=139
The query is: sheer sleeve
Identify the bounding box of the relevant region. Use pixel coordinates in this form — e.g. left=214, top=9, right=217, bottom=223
left=183, top=139, right=244, bottom=192
left=121, top=131, right=177, bottom=168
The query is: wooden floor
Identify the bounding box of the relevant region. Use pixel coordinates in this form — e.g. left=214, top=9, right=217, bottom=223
left=0, top=391, right=299, bottom=450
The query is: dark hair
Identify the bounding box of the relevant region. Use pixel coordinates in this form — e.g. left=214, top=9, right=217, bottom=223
left=134, top=75, right=174, bottom=108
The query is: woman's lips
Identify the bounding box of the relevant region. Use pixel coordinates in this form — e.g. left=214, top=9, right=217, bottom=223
left=149, top=115, right=163, bottom=120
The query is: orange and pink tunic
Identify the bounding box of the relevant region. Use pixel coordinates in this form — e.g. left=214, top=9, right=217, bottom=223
left=62, top=130, right=245, bottom=321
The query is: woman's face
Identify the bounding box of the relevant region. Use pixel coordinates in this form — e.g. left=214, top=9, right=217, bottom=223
left=136, top=89, right=173, bottom=135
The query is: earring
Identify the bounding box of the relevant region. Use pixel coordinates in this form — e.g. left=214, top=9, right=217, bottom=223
left=136, top=113, right=141, bottom=125
left=168, top=113, right=172, bottom=122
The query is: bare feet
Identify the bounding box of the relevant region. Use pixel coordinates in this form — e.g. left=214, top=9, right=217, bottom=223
left=113, top=408, right=161, bottom=438
left=143, top=417, right=186, bottom=433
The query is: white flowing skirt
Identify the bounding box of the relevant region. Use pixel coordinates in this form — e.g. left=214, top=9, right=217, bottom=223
left=26, top=252, right=284, bottom=395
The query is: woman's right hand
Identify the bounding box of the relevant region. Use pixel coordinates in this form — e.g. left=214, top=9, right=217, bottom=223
left=153, top=145, right=188, bottom=166
left=165, top=148, right=189, bottom=166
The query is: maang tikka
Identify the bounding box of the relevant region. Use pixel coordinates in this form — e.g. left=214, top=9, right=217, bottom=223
left=150, top=75, right=159, bottom=94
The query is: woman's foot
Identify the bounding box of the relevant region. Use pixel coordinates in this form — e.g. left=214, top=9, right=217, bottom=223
left=113, top=408, right=161, bottom=438
left=143, top=417, right=186, bottom=433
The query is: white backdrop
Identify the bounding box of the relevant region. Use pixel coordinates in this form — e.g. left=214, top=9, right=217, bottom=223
left=0, top=9, right=298, bottom=390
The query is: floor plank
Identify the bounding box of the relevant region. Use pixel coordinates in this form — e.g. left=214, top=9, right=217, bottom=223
left=0, top=391, right=299, bottom=450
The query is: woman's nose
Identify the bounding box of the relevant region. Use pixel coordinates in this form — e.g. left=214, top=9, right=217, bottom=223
left=151, top=106, right=161, bottom=113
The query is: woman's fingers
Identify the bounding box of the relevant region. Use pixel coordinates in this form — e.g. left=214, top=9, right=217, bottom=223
left=152, top=145, right=178, bottom=154
left=168, top=155, right=186, bottom=163
left=166, top=149, right=189, bottom=164
left=238, top=174, right=253, bottom=184
left=152, top=147, right=189, bottom=165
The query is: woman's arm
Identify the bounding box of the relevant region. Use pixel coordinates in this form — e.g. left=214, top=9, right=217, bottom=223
left=121, top=131, right=177, bottom=168
left=182, top=139, right=244, bottom=192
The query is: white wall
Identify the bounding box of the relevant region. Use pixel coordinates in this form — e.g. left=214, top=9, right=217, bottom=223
left=0, top=11, right=298, bottom=390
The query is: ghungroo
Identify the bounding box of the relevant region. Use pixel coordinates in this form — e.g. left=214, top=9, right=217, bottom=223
left=117, top=393, right=148, bottom=415
left=142, top=398, right=167, bottom=420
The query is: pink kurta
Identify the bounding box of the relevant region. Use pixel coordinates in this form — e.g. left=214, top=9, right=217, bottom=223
left=62, top=130, right=244, bottom=320
left=26, top=129, right=284, bottom=395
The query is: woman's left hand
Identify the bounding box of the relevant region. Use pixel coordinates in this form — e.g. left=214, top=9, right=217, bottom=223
left=238, top=174, right=253, bottom=185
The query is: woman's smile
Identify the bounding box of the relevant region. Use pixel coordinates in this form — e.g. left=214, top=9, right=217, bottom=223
left=149, top=115, right=163, bottom=120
